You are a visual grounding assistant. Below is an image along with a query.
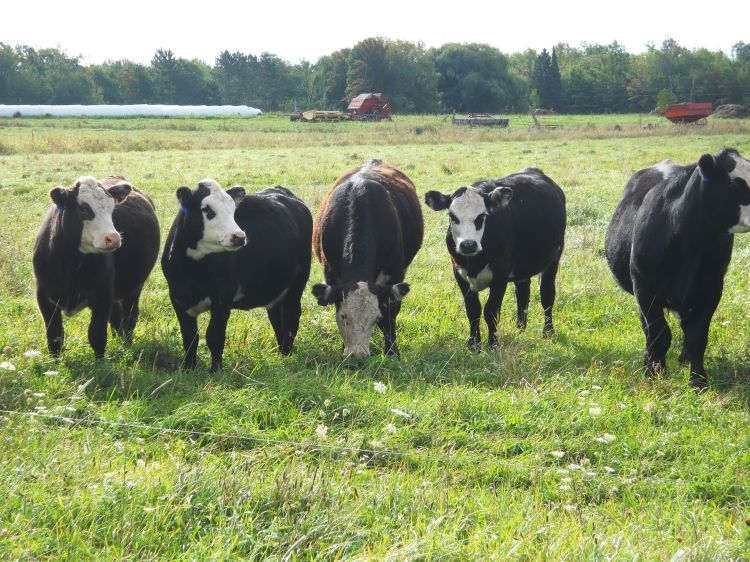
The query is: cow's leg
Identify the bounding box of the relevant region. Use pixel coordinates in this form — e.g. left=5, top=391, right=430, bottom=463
left=514, top=279, right=531, bottom=330
left=680, top=314, right=712, bottom=390
left=118, top=288, right=143, bottom=345
left=109, top=301, right=124, bottom=337
left=634, top=286, right=671, bottom=376
left=173, top=298, right=199, bottom=370
left=484, top=279, right=508, bottom=348
left=206, top=306, right=232, bottom=372
left=540, top=252, right=561, bottom=337
left=36, top=287, right=63, bottom=355
left=454, top=269, right=482, bottom=351
left=88, top=298, right=113, bottom=359
left=379, top=299, right=402, bottom=357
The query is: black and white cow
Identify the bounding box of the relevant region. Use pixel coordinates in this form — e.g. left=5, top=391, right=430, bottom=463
left=605, top=148, right=750, bottom=389
left=33, top=175, right=160, bottom=357
left=312, top=160, right=423, bottom=358
left=161, top=179, right=312, bottom=371
left=425, top=168, right=566, bottom=349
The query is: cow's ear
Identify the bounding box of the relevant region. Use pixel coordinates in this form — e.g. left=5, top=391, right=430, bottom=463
left=489, top=186, right=513, bottom=208
left=49, top=186, right=69, bottom=211
left=424, top=191, right=451, bottom=211
left=226, top=186, right=246, bottom=207
left=176, top=186, right=192, bottom=212
left=312, top=283, right=339, bottom=306
left=698, top=154, right=716, bottom=182
left=389, top=283, right=410, bottom=303
left=107, top=181, right=133, bottom=205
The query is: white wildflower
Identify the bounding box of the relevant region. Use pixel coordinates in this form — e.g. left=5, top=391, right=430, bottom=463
left=644, top=401, right=656, bottom=412
left=591, top=385, right=603, bottom=390
left=23, top=350, right=42, bottom=358
left=374, top=381, right=387, bottom=394
left=604, top=466, right=616, bottom=473
left=32, top=393, right=45, bottom=398
left=384, top=423, right=398, bottom=434
left=550, top=450, right=565, bottom=459
left=0, top=361, right=16, bottom=371
left=43, top=371, right=59, bottom=376
left=560, top=484, right=571, bottom=491
left=588, top=407, right=602, bottom=417
left=342, top=408, right=350, bottom=417
left=315, top=423, right=328, bottom=441
left=603, top=433, right=616, bottom=443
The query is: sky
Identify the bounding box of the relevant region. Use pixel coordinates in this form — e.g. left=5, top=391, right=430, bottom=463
left=2, top=0, right=747, bottom=65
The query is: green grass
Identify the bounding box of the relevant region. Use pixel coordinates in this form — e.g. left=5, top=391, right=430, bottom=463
left=1, top=114, right=750, bottom=559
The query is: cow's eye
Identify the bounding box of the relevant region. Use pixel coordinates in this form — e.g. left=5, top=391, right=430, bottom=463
left=202, top=206, right=216, bottom=220
left=449, top=212, right=459, bottom=224
left=474, top=214, right=486, bottom=229
left=79, top=203, right=95, bottom=221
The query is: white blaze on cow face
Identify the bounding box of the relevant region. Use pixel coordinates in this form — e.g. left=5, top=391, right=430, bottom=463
left=76, top=176, right=122, bottom=254
left=186, top=179, right=246, bottom=260
left=337, top=282, right=381, bottom=358
left=449, top=187, right=488, bottom=256
left=729, top=153, right=750, bottom=233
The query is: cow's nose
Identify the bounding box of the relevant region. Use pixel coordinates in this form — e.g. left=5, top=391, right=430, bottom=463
left=230, top=231, right=246, bottom=247
left=104, top=233, right=121, bottom=248
left=459, top=240, right=478, bottom=254
left=345, top=346, right=370, bottom=359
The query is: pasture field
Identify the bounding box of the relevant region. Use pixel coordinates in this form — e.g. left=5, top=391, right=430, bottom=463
left=0, top=114, right=750, bottom=559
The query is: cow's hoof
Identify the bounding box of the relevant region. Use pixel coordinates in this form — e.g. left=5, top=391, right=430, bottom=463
left=689, top=374, right=708, bottom=392
left=467, top=337, right=481, bottom=352
left=678, top=350, right=690, bottom=365
left=543, top=325, right=554, bottom=338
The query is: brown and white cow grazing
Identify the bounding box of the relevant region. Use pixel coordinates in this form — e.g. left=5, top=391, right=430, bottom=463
left=33, top=175, right=160, bottom=357
left=312, top=160, right=423, bottom=358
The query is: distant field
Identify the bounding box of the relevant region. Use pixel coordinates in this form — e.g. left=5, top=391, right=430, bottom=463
left=1, top=114, right=749, bottom=559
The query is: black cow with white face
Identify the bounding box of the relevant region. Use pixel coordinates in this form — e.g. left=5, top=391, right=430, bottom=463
left=312, top=160, right=423, bottom=358
left=425, top=168, right=566, bottom=349
left=605, top=148, right=750, bottom=389
left=162, top=179, right=312, bottom=371
left=33, top=175, right=160, bottom=357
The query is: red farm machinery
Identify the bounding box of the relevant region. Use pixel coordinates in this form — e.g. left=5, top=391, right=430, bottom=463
left=347, top=93, right=392, bottom=121
left=663, top=103, right=713, bottom=124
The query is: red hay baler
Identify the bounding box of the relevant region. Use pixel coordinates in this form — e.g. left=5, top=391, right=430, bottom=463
left=347, top=93, right=392, bottom=121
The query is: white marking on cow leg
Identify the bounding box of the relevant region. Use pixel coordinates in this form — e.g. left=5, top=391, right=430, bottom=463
left=186, top=297, right=212, bottom=317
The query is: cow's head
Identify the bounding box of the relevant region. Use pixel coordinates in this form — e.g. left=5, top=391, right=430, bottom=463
left=424, top=185, right=512, bottom=256
left=49, top=176, right=132, bottom=254
left=175, top=179, right=247, bottom=260
left=696, top=149, right=750, bottom=233
left=312, top=281, right=409, bottom=358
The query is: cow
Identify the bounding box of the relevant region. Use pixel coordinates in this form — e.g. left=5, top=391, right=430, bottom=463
left=605, top=148, right=750, bottom=389
left=424, top=168, right=566, bottom=349
left=162, top=179, right=312, bottom=371
left=312, top=160, right=423, bottom=358
left=33, top=175, right=160, bottom=357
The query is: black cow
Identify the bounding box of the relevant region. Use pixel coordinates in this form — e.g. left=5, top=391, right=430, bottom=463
left=605, top=148, right=750, bottom=389
left=162, top=179, right=312, bottom=371
left=312, top=160, right=423, bottom=358
left=425, top=168, right=566, bottom=349
left=33, top=175, right=160, bottom=357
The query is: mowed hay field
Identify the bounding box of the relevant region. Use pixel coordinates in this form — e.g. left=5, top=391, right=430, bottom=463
left=1, top=114, right=750, bottom=560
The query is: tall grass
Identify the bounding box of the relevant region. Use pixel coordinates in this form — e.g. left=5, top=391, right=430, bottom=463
left=0, top=116, right=749, bottom=559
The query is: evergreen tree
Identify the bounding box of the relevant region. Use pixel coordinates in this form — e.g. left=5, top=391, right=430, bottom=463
left=547, top=48, right=563, bottom=111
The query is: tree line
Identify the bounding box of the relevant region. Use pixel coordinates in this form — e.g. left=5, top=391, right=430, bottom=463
left=1, top=38, right=749, bottom=114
